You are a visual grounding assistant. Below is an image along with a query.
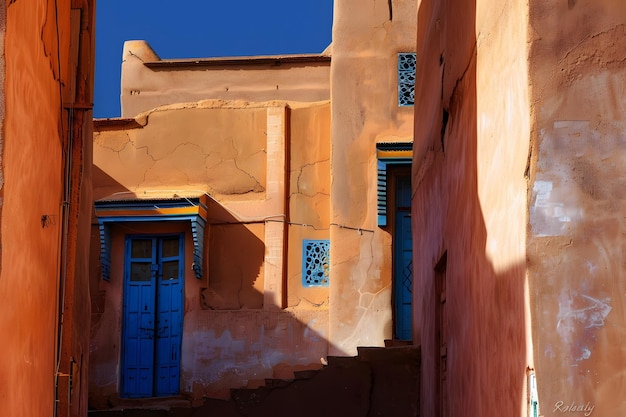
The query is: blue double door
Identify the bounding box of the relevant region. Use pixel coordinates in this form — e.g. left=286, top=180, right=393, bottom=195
left=122, top=234, right=184, bottom=398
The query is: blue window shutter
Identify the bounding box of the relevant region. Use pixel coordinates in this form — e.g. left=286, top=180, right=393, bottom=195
left=376, top=142, right=413, bottom=228
left=98, top=222, right=112, bottom=281
left=190, top=217, right=205, bottom=279
left=377, top=160, right=388, bottom=226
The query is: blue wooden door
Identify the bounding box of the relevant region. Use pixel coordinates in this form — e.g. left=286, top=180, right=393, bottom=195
left=122, top=235, right=184, bottom=398
left=394, top=175, right=413, bottom=340
left=154, top=236, right=184, bottom=396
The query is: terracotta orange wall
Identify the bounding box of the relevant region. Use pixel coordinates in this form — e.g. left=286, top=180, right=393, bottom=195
left=527, top=2, right=626, bottom=415
left=412, top=0, right=530, bottom=416
left=93, top=102, right=269, bottom=200
left=90, top=101, right=332, bottom=405
left=0, top=1, right=94, bottom=416
left=329, top=0, right=416, bottom=356
left=120, top=40, right=330, bottom=118
left=286, top=105, right=331, bottom=308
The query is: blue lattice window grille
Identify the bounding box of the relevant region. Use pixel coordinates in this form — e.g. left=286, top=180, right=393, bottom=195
left=302, top=239, right=330, bottom=287
left=398, top=53, right=416, bottom=106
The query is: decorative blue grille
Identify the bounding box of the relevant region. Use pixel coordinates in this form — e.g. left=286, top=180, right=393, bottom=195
left=398, top=53, right=416, bottom=106
left=302, top=240, right=330, bottom=287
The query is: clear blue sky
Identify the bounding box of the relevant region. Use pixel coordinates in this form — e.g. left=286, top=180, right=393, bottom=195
left=94, top=1, right=334, bottom=118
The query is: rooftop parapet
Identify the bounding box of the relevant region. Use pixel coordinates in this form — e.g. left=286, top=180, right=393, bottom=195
left=120, top=40, right=331, bottom=117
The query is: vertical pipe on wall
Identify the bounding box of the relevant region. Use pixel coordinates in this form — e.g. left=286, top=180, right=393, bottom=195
left=281, top=106, right=291, bottom=308
left=54, top=98, right=74, bottom=417
left=51, top=0, right=71, bottom=415
left=53, top=2, right=88, bottom=416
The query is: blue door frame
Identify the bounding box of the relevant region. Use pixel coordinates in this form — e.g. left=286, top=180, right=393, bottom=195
left=121, top=234, right=184, bottom=398
left=394, top=174, right=413, bottom=341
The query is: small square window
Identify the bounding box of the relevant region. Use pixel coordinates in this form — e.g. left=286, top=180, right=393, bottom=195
left=398, top=53, right=416, bottom=106
left=302, top=239, right=330, bottom=287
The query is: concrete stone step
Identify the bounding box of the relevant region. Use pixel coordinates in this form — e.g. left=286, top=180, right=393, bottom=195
left=356, top=345, right=420, bottom=417
left=263, top=378, right=293, bottom=388
left=87, top=396, right=193, bottom=417
left=384, top=339, right=413, bottom=347
left=91, top=346, right=420, bottom=417
left=357, top=345, right=420, bottom=364
left=87, top=409, right=187, bottom=417
left=232, top=358, right=372, bottom=417
left=230, top=387, right=271, bottom=408
left=325, top=355, right=360, bottom=367
left=293, top=369, right=319, bottom=380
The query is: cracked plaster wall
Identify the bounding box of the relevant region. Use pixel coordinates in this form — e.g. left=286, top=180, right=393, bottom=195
left=120, top=40, right=330, bottom=118
left=286, top=104, right=331, bottom=308
left=527, top=2, right=626, bottom=415
left=329, top=0, right=416, bottom=356
left=91, top=100, right=332, bottom=405
left=94, top=103, right=267, bottom=199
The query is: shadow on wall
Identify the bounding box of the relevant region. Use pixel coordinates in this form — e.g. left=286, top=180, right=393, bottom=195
left=413, top=0, right=528, bottom=416
left=89, top=167, right=336, bottom=407
left=200, top=196, right=265, bottom=310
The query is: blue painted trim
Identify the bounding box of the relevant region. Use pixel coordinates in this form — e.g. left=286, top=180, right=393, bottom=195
left=98, top=222, right=112, bottom=281
left=190, top=217, right=205, bottom=279
left=376, top=156, right=412, bottom=227
left=377, top=160, right=388, bottom=227
left=96, top=214, right=205, bottom=280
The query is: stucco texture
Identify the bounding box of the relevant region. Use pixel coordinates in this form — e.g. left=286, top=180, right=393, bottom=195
left=94, top=102, right=268, bottom=200
left=120, top=40, right=330, bottom=118
left=0, top=3, right=64, bottom=412
left=412, top=0, right=530, bottom=416
left=90, top=101, right=332, bottom=405
left=0, top=1, right=95, bottom=416
left=329, top=0, right=416, bottom=356
left=287, top=105, right=331, bottom=308
left=527, top=1, right=626, bottom=415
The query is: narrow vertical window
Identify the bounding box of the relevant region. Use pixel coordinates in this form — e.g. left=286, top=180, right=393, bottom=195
left=398, top=53, right=416, bottom=106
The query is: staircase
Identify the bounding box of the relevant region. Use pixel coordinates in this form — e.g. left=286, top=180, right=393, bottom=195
left=88, top=345, right=420, bottom=417
left=229, top=345, right=420, bottom=417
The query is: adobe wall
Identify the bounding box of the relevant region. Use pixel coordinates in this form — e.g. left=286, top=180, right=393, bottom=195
left=412, top=0, right=530, bottom=416
left=90, top=101, right=332, bottom=404
left=0, top=1, right=94, bottom=416
left=93, top=102, right=269, bottom=201
left=1, top=4, right=64, bottom=411
left=329, top=0, right=416, bottom=356
left=527, top=2, right=626, bottom=415
left=120, top=40, right=330, bottom=118
left=286, top=105, right=331, bottom=308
